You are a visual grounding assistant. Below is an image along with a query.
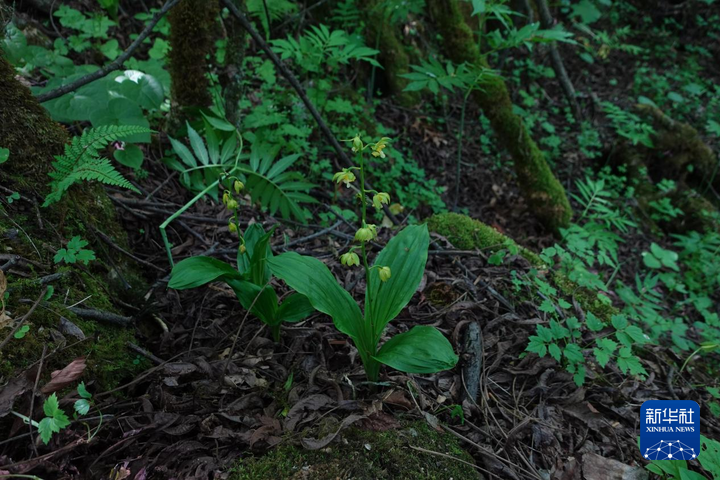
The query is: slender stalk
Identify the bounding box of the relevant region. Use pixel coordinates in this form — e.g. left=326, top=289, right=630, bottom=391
left=453, top=90, right=471, bottom=210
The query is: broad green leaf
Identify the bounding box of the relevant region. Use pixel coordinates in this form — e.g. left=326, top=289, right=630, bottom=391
left=227, top=279, right=278, bottom=326
left=277, top=293, right=315, bottom=323
left=168, top=257, right=241, bottom=290
left=365, top=225, right=429, bottom=341
left=269, top=252, right=363, bottom=341
left=527, top=336, right=547, bottom=357
left=249, top=227, right=274, bottom=286
left=114, top=144, right=144, bottom=169
left=563, top=343, right=584, bottom=364
left=548, top=343, right=562, bottom=361
left=238, top=223, right=267, bottom=275
left=0, top=148, right=9, bottom=164
left=373, top=326, right=458, bottom=374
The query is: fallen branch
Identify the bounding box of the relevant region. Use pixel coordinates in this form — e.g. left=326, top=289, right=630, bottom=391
left=68, top=307, right=132, bottom=327
left=35, top=0, right=182, bottom=103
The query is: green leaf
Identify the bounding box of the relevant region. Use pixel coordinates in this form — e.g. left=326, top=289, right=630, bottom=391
left=114, top=144, right=144, bottom=169
left=365, top=225, right=429, bottom=341
left=548, top=343, right=562, bottom=361
left=269, top=252, right=363, bottom=341
left=44, top=393, right=61, bottom=417
left=563, top=343, right=584, bottom=364
left=168, top=136, right=198, bottom=168
left=0, top=148, right=9, bottom=164
left=186, top=122, right=209, bottom=166
left=277, top=293, right=315, bottom=323
left=77, top=381, right=92, bottom=399
left=526, top=336, right=547, bottom=357
left=586, top=312, right=605, bottom=332
left=226, top=279, right=278, bottom=326
left=593, top=347, right=611, bottom=367
left=168, top=257, right=242, bottom=290
left=539, top=299, right=555, bottom=313
left=74, top=398, right=90, bottom=416
left=373, top=326, right=458, bottom=374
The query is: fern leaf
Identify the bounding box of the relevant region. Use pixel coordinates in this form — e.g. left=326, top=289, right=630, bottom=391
left=44, top=125, right=151, bottom=206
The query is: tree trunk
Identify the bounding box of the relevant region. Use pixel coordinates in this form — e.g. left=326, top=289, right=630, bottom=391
left=167, top=0, right=219, bottom=123
left=0, top=55, right=68, bottom=190
left=358, top=0, right=419, bottom=106
left=427, top=0, right=572, bottom=233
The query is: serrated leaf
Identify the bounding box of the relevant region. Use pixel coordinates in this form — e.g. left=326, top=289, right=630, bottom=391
left=74, top=398, right=90, bottom=416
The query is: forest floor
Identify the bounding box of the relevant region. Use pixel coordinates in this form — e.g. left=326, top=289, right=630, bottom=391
left=2, top=1, right=720, bottom=479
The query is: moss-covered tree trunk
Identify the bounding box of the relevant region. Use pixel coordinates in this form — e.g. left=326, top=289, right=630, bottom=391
left=0, top=55, right=68, bottom=186
left=427, top=0, right=572, bottom=232
left=358, top=0, right=419, bottom=106
left=167, top=0, right=219, bottom=123
left=0, top=53, right=146, bottom=389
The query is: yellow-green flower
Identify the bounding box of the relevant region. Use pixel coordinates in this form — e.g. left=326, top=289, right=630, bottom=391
left=372, top=192, right=390, bottom=210
left=239, top=244, right=246, bottom=254
left=333, top=169, right=356, bottom=186
left=355, top=225, right=376, bottom=242
left=378, top=266, right=391, bottom=282
left=371, top=137, right=391, bottom=158
left=226, top=198, right=239, bottom=210
left=222, top=190, right=231, bottom=206
left=234, top=180, right=244, bottom=194
left=228, top=222, right=238, bottom=233
left=351, top=135, right=364, bottom=152
left=340, top=252, right=360, bottom=267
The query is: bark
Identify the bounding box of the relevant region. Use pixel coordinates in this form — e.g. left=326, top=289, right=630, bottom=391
left=358, top=0, right=419, bottom=106
left=167, top=0, right=219, bottom=122
left=427, top=0, right=572, bottom=232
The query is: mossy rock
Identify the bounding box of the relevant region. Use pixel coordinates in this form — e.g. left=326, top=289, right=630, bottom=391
left=427, top=212, right=543, bottom=266
left=229, top=421, right=480, bottom=480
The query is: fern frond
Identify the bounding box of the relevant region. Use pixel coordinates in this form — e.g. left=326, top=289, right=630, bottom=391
left=44, top=125, right=151, bottom=206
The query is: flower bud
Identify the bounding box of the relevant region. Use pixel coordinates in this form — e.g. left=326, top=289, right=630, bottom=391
left=222, top=190, right=231, bottom=206
left=352, top=135, right=363, bottom=152
left=234, top=180, right=244, bottom=194
left=372, top=192, right=390, bottom=210
left=228, top=222, right=238, bottom=233
left=239, top=244, right=246, bottom=254
left=378, top=266, right=391, bottom=282
left=354, top=227, right=374, bottom=242
left=340, top=252, right=360, bottom=267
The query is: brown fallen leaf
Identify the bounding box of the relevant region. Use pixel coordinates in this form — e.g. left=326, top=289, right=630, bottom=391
left=301, top=414, right=365, bottom=450
left=284, top=394, right=334, bottom=432
left=0, top=374, right=32, bottom=417
left=582, top=452, right=648, bottom=480
left=41, top=357, right=86, bottom=394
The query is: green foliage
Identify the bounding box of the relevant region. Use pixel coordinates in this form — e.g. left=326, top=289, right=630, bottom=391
left=54, top=236, right=96, bottom=265
left=601, top=101, right=656, bottom=147
left=165, top=118, right=316, bottom=222
left=0, top=147, right=9, bottom=164
left=169, top=224, right=314, bottom=341
left=37, top=394, right=71, bottom=445
left=44, top=125, right=151, bottom=206
left=247, top=0, right=297, bottom=37
left=271, top=24, right=380, bottom=74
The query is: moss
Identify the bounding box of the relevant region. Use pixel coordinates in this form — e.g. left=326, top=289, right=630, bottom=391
left=228, top=420, right=479, bottom=480
left=426, top=0, right=572, bottom=233
left=427, top=212, right=544, bottom=266
left=552, top=272, right=618, bottom=322
left=358, top=0, right=420, bottom=106
left=0, top=54, right=68, bottom=188
left=168, top=0, right=219, bottom=119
